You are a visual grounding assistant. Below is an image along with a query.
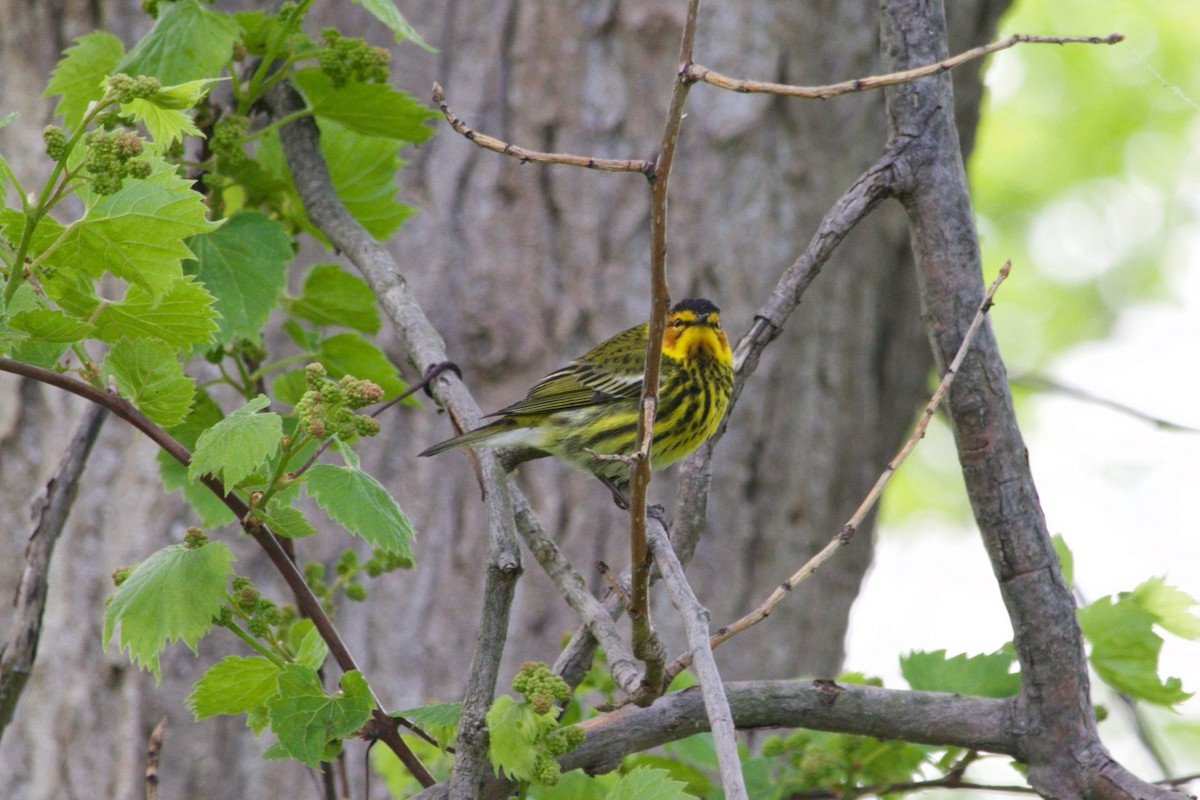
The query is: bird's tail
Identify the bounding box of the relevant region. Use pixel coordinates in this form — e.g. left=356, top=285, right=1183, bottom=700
left=418, top=418, right=524, bottom=458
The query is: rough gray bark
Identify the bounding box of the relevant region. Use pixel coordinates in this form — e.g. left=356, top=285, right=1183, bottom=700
left=0, top=1, right=1007, bottom=797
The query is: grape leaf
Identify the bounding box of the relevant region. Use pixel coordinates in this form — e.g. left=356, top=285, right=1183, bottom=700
left=1132, top=577, right=1200, bottom=640
left=103, top=338, right=195, bottom=427
left=1079, top=594, right=1192, bottom=706
left=258, top=501, right=316, bottom=540
left=900, top=649, right=1020, bottom=698
left=266, top=666, right=373, bottom=767
left=485, top=695, right=547, bottom=782
left=188, top=394, right=282, bottom=494
left=103, top=540, right=234, bottom=682
left=117, top=0, right=239, bottom=85
left=349, top=0, right=436, bottom=51
left=296, top=69, right=435, bottom=142
left=44, top=31, right=124, bottom=133
left=316, top=332, right=406, bottom=399
left=304, top=463, right=415, bottom=560
left=94, top=276, right=218, bottom=347
left=49, top=161, right=221, bottom=298
left=188, top=655, right=282, bottom=719
left=288, top=263, right=380, bottom=333
left=604, top=767, right=692, bottom=800
left=287, top=620, right=328, bottom=671
left=8, top=308, right=94, bottom=343
left=157, top=391, right=237, bottom=526
left=185, top=211, right=291, bottom=344
left=396, top=702, right=461, bottom=750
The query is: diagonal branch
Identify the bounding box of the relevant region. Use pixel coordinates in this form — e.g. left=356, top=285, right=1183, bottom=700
left=431, top=83, right=652, bottom=174
left=685, top=33, right=1123, bottom=100
left=0, top=403, right=107, bottom=741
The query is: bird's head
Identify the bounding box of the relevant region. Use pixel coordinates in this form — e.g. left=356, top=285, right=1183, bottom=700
left=662, top=298, right=732, bottom=366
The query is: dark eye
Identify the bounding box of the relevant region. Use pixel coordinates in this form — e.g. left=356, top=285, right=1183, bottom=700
left=671, top=318, right=686, bottom=328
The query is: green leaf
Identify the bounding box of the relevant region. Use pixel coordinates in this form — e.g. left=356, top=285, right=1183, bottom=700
left=0, top=209, right=66, bottom=264
left=289, top=621, right=328, bottom=672
left=118, top=0, right=239, bottom=85
left=485, top=695, right=543, bottom=782
left=188, top=394, right=282, bottom=494
left=50, top=160, right=221, bottom=298
left=349, top=0, right=436, bottom=51
left=185, top=211, right=291, bottom=344
left=1079, top=594, right=1192, bottom=706
left=0, top=113, right=18, bottom=203
left=188, top=655, right=283, bottom=719
left=41, top=267, right=100, bottom=318
left=258, top=501, right=316, bottom=539
left=288, top=263, right=380, bottom=333
left=44, top=31, right=124, bottom=133
left=157, top=392, right=237, bottom=526
left=103, top=540, right=235, bottom=681
left=604, top=767, right=692, bottom=800
left=1052, top=534, right=1074, bottom=588
left=8, top=308, right=93, bottom=343
left=1132, top=577, right=1200, bottom=640
left=94, top=276, right=218, bottom=347
left=900, top=649, right=1021, bottom=698
left=396, top=702, right=461, bottom=750
left=317, top=332, right=406, bottom=399
left=266, top=665, right=373, bottom=767
left=120, top=99, right=199, bottom=147
left=304, top=463, right=415, bottom=561
left=103, top=338, right=195, bottom=427
left=297, top=70, right=435, bottom=142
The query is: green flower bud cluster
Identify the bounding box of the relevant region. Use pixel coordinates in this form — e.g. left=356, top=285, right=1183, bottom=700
left=364, top=547, right=413, bottom=576
left=211, top=115, right=250, bottom=167
left=183, top=528, right=209, bottom=549
left=303, top=560, right=328, bottom=597
left=317, top=29, right=390, bottom=87
left=111, top=565, right=134, bottom=587
left=544, top=725, right=585, bottom=756
left=83, top=129, right=151, bottom=195
left=512, top=661, right=571, bottom=715
left=294, top=363, right=384, bottom=441
left=335, top=549, right=367, bottom=601
left=104, top=73, right=161, bottom=105
left=43, top=126, right=69, bottom=162
left=231, top=576, right=282, bottom=638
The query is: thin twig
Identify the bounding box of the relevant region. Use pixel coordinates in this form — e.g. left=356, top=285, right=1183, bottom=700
left=145, top=715, right=167, bottom=800
left=665, top=262, right=1011, bottom=681
left=0, top=403, right=107, bottom=741
left=431, top=82, right=652, bottom=174
left=647, top=517, right=747, bottom=800
left=685, top=33, right=1123, bottom=99
left=1013, top=374, right=1200, bottom=434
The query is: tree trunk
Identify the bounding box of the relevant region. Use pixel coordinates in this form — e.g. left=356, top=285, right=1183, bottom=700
left=0, top=0, right=1008, bottom=796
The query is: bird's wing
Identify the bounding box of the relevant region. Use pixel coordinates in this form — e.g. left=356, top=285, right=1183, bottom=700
left=492, top=324, right=647, bottom=416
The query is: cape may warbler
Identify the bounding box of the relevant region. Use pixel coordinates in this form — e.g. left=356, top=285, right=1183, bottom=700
left=420, top=298, right=734, bottom=502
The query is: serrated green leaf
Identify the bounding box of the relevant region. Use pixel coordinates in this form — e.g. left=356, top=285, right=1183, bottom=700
left=604, top=766, right=692, bottom=800
left=8, top=308, right=93, bottom=343
left=41, top=267, right=100, bottom=318
left=118, top=0, right=239, bottom=85
left=103, top=540, right=235, bottom=682
left=158, top=391, right=237, bottom=526
left=900, top=649, right=1020, bottom=698
left=304, top=464, right=415, bottom=560
left=185, top=211, right=291, bottom=344
left=288, top=263, right=380, bottom=333
left=120, top=99, right=200, bottom=147
left=188, top=655, right=282, bottom=719
left=266, top=665, right=373, bottom=767
left=1132, top=577, right=1200, bottom=640
left=485, top=695, right=542, bottom=782
left=349, top=0, right=436, bottom=51
left=272, top=368, right=309, bottom=407
left=291, top=621, right=328, bottom=671
left=49, top=161, right=220, bottom=298
left=1052, top=534, right=1074, bottom=588
left=94, top=276, right=218, bottom=347
left=44, top=31, right=124, bottom=133
left=258, top=501, right=316, bottom=539
left=296, top=70, right=435, bottom=142
left=396, top=702, right=461, bottom=750
left=188, top=394, right=282, bottom=494
left=317, top=332, right=406, bottom=399
left=1, top=209, right=67, bottom=263
left=103, top=338, right=195, bottom=426
left=1079, top=594, right=1192, bottom=706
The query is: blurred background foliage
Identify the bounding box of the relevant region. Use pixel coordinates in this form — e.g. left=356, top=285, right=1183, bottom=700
left=882, top=0, right=1200, bottom=524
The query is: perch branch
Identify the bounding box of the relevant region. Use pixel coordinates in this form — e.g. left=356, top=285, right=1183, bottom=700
left=647, top=517, right=747, bottom=799
left=665, top=261, right=1009, bottom=681
left=0, top=403, right=107, bottom=741
left=685, top=33, right=1123, bottom=100
left=431, top=82, right=652, bottom=174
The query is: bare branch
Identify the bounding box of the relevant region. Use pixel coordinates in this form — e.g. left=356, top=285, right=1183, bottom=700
left=1014, top=374, right=1200, bottom=433
left=647, top=517, right=746, bottom=799
left=666, top=262, right=1009, bottom=681
left=0, top=403, right=106, bottom=741
left=145, top=715, right=167, bottom=800
left=431, top=82, right=652, bottom=174
left=685, top=33, right=1124, bottom=100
